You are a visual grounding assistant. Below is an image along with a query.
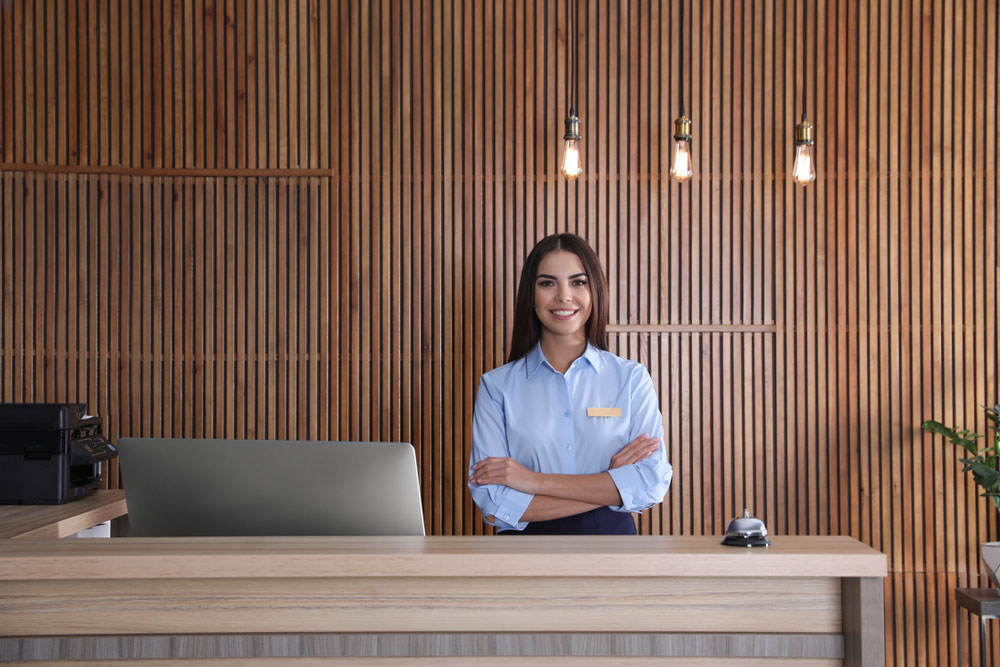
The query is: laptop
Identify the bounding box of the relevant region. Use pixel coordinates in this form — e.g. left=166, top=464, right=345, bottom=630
left=117, top=438, right=425, bottom=537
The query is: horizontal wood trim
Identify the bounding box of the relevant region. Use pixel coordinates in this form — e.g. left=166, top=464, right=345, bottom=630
left=0, top=164, right=332, bottom=177
left=0, top=576, right=842, bottom=635
left=608, top=324, right=777, bottom=333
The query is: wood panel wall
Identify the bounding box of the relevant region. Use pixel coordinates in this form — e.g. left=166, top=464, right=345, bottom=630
left=1, top=1, right=998, bottom=665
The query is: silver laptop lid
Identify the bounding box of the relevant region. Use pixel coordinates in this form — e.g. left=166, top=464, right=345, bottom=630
left=118, top=438, right=425, bottom=537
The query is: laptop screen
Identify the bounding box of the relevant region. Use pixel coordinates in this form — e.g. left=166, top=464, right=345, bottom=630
left=118, top=438, right=425, bottom=537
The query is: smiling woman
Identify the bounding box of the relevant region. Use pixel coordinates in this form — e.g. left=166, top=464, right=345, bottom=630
left=467, top=234, right=673, bottom=535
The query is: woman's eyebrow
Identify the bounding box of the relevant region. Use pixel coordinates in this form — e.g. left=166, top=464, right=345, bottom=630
left=536, top=272, right=587, bottom=280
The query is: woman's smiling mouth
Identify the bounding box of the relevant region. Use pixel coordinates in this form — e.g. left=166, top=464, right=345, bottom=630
left=550, top=309, right=579, bottom=319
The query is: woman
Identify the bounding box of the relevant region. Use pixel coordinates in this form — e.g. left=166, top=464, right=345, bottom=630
left=468, top=233, right=672, bottom=534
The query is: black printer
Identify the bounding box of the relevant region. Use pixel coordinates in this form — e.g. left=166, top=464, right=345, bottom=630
left=0, top=403, right=118, bottom=504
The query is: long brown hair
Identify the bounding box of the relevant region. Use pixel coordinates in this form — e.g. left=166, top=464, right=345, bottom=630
left=507, top=233, right=609, bottom=363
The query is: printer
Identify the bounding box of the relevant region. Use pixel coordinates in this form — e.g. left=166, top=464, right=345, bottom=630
left=0, top=403, right=117, bottom=504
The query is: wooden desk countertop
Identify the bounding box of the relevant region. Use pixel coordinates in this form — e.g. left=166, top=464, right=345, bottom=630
left=0, top=489, right=127, bottom=539
left=0, top=534, right=886, bottom=580
left=0, top=535, right=888, bottom=665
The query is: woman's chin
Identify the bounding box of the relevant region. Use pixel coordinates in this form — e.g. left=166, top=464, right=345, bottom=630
left=541, top=322, right=586, bottom=338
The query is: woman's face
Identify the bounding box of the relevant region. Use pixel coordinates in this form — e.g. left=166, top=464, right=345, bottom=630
left=533, top=249, right=593, bottom=340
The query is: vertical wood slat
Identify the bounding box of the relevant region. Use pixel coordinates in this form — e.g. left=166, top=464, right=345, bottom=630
left=1, top=1, right=1000, bottom=664
left=0, top=0, right=326, bottom=170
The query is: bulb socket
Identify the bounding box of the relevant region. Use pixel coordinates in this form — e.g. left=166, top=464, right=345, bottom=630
left=564, top=114, right=581, bottom=141
left=673, top=115, right=692, bottom=141
left=794, top=119, right=814, bottom=146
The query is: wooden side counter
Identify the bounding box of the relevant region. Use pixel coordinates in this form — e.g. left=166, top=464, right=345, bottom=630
left=0, top=490, right=127, bottom=539
left=0, top=535, right=886, bottom=665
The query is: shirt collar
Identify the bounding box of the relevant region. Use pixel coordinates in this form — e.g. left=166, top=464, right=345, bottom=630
left=525, top=343, right=546, bottom=378
left=525, top=342, right=603, bottom=377
left=580, top=343, right=603, bottom=372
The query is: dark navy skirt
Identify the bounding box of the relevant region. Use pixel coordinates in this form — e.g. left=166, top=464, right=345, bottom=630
left=500, top=506, right=637, bottom=535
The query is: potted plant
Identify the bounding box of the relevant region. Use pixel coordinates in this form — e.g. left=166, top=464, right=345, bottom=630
left=922, top=405, right=1000, bottom=590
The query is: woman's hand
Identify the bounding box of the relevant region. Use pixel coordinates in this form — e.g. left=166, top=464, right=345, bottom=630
left=470, top=457, right=542, bottom=494
left=610, top=434, right=660, bottom=469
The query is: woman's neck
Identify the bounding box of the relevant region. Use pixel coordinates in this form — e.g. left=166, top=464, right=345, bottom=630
left=540, top=333, right=587, bottom=374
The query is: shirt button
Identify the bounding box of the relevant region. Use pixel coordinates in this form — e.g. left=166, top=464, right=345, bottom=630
left=566, top=444, right=572, bottom=451
left=504, top=514, right=510, bottom=521
left=563, top=411, right=570, bottom=418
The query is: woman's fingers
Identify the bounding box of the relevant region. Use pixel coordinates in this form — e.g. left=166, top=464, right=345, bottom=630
left=470, top=457, right=539, bottom=493
left=610, top=435, right=660, bottom=468
left=470, top=457, right=508, bottom=475
left=615, top=448, right=651, bottom=467
left=624, top=434, right=658, bottom=454
left=470, top=457, right=502, bottom=483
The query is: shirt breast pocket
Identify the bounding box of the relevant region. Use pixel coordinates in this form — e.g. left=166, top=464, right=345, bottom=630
left=586, top=406, right=631, bottom=442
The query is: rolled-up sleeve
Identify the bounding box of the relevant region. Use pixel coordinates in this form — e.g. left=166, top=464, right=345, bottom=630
left=606, top=364, right=672, bottom=512
left=468, top=375, right=534, bottom=530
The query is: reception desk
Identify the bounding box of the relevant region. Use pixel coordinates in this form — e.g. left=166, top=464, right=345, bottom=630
left=0, top=535, right=886, bottom=665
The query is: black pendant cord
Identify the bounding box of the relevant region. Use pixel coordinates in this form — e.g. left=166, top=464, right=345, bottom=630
left=801, top=0, right=806, bottom=121
left=569, top=0, right=577, bottom=115
left=679, top=0, right=684, bottom=116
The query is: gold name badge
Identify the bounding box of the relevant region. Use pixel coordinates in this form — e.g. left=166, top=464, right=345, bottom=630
left=587, top=407, right=622, bottom=418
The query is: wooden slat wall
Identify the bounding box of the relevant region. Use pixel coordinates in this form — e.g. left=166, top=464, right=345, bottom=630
left=0, top=1, right=998, bottom=665
left=0, top=0, right=329, bottom=170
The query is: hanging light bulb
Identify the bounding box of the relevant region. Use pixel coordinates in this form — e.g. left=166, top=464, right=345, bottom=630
left=670, top=114, right=693, bottom=182
left=792, top=115, right=816, bottom=186
left=792, top=1, right=816, bottom=187
left=561, top=112, right=583, bottom=179
left=670, top=0, right=692, bottom=184
left=560, top=0, right=582, bottom=180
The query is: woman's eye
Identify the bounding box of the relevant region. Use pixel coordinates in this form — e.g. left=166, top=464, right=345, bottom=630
left=573, top=279, right=588, bottom=287
left=537, top=280, right=554, bottom=287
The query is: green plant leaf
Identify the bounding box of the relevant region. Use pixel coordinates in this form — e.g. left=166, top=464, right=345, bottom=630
left=966, top=462, right=1000, bottom=489
left=922, top=419, right=982, bottom=453
left=923, top=407, right=1000, bottom=514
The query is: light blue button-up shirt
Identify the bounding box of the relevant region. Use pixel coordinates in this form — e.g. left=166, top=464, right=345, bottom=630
left=468, top=342, right=672, bottom=531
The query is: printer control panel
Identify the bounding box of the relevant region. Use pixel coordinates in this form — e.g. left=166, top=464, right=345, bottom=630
left=72, top=436, right=117, bottom=463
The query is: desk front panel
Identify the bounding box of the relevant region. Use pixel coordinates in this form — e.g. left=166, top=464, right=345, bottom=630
left=2, top=575, right=840, bottom=635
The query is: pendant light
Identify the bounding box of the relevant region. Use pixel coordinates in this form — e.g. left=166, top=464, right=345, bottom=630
left=792, top=0, right=816, bottom=186
left=669, top=0, right=693, bottom=183
left=560, top=0, right=583, bottom=179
